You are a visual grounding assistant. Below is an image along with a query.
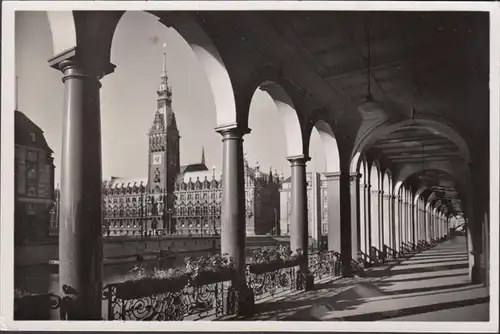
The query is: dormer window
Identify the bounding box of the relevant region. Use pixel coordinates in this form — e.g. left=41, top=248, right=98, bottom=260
left=29, top=133, right=36, bottom=142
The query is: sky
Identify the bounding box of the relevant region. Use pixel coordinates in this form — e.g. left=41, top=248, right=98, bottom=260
left=15, top=11, right=326, bottom=185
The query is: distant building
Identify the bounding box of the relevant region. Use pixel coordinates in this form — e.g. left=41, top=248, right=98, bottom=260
left=14, top=110, right=55, bottom=244
left=50, top=51, right=283, bottom=237
left=279, top=172, right=328, bottom=246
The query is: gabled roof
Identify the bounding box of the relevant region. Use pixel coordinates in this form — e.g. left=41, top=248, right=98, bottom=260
left=15, top=110, right=53, bottom=153
left=179, top=163, right=209, bottom=174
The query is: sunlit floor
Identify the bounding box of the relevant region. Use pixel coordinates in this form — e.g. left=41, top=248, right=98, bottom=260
left=245, top=236, right=489, bottom=321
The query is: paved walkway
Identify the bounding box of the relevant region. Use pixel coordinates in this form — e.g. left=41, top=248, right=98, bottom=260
left=245, top=236, right=489, bottom=321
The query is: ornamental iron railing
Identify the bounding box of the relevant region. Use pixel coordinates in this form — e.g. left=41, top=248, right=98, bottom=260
left=308, top=251, right=341, bottom=279
left=102, top=279, right=229, bottom=321
left=246, top=262, right=298, bottom=301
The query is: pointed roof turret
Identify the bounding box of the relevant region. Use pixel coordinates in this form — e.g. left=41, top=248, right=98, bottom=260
left=201, top=146, right=206, bottom=166
left=267, top=165, right=273, bottom=184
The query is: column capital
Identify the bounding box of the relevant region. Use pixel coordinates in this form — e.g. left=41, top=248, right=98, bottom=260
left=349, top=172, right=362, bottom=182
left=370, top=189, right=382, bottom=195
left=323, top=171, right=341, bottom=180
left=286, top=155, right=311, bottom=166
left=215, top=123, right=251, bottom=137
left=382, top=194, right=392, bottom=199
left=48, top=46, right=116, bottom=80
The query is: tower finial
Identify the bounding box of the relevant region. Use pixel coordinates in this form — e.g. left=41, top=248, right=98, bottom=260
left=15, top=76, right=19, bottom=111
left=201, top=146, right=206, bottom=165
left=162, top=43, right=167, bottom=77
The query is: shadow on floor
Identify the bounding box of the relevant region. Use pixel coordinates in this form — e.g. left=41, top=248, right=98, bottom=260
left=379, top=272, right=469, bottom=283
left=364, top=262, right=468, bottom=278
left=334, top=296, right=489, bottom=321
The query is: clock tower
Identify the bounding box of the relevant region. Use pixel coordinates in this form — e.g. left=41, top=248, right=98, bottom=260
left=148, top=48, right=180, bottom=227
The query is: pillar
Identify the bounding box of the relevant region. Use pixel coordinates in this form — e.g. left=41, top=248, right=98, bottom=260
left=48, top=51, right=115, bottom=319
left=288, top=156, right=310, bottom=273
left=382, top=193, right=391, bottom=248
left=216, top=126, right=249, bottom=286
left=311, top=172, right=322, bottom=251
left=349, top=173, right=361, bottom=261
left=370, top=189, right=381, bottom=250
left=325, top=172, right=341, bottom=253
left=394, top=195, right=401, bottom=253
left=359, top=182, right=368, bottom=256
left=426, top=207, right=432, bottom=242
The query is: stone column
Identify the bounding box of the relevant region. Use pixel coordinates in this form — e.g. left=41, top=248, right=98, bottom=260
left=216, top=126, right=249, bottom=286
left=394, top=195, right=401, bottom=253
left=325, top=172, right=341, bottom=253
left=349, top=173, right=361, bottom=261
left=382, top=193, right=391, bottom=250
left=409, top=203, right=415, bottom=245
left=288, top=156, right=311, bottom=278
left=48, top=52, right=115, bottom=320
left=370, top=189, right=381, bottom=251
left=359, top=182, right=368, bottom=256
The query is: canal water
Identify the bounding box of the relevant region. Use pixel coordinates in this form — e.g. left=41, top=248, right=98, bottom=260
left=15, top=247, right=261, bottom=295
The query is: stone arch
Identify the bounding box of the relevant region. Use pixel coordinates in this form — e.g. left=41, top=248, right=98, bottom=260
left=414, top=187, right=428, bottom=206
left=396, top=160, right=468, bottom=188
left=111, top=11, right=237, bottom=127
left=257, top=81, right=304, bottom=158
left=312, top=120, right=340, bottom=172
left=382, top=170, right=391, bottom=195
left=46, top=11, right=77, bottom=55
left=352, top=118, right=471, bottom=165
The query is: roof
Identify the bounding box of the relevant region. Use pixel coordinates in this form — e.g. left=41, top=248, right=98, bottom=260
left=177, top=163, right=210, bottom=184
left=179, top=163, right=208, bottom=174
left=15, top=110, right=53, bottom=153
left=102, top=177, right=148, bottom=190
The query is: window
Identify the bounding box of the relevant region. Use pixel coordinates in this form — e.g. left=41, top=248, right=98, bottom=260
left=27, top=167, right=36, bottom=180
left=195, top=193, right=200, bottom=200
left=29, top=133, right=36, bottom=142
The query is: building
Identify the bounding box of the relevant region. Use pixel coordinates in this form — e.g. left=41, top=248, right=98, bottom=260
left=14, top=110, right=56, bottom=244
left=97, top=52, right=282, bottom=237
left=279, top=172, right=328, bottom=248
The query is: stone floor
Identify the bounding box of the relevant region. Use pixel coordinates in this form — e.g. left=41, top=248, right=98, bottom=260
left=244, top=236, right=489, bottom=322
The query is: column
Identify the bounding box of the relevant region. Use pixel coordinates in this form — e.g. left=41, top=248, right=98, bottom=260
left=426, top=207, right=432, bottom=242
left=409, top=203, right=415, bottom=245
left=311, top=173, right=321, bottom=251
left=394, top=195, right=401, bottom=254
left=288, top=156, right=310, bottom=275
left=49, top=54, right=114, bottom=319
left=378, top=190, right=385, bottom=250
left=402, top=191, right=407, bottom=245
left=349, top=173, right=361, bottom=261
left=382, top=193, right=391, bottom=249
left=325, top=172, right=341, bottom=253
left=216, top=126, right=249, bottom=286
left=359, top=182, right=368, bottom=256
left=370, top=189, right=381, bottom=250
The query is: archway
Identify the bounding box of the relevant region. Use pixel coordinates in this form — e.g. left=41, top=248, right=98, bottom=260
left=359, top=159, right=369, bottom=257
left=308, top=120, right=340, bottom=251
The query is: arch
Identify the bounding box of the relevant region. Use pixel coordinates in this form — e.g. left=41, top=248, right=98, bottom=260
left=313, top=120, right=340, bottom=172
left=414, top=187, right=428, bottom=206
left=396, top=160, right=468, bottom=188
left=382, top=170, right=391, bottom=194
left=259, top=81, right=303, bottom=158
left=350, top=151, right=362, bottom=174
left=352, top=118, right=471, bottom=164
left=425, top=192, right=437, bottom=212
left=125, top=11, right=237, bottom=127
left=46, top=11, right=77, bottom=55
left=369, top=160, right=381, bottom=191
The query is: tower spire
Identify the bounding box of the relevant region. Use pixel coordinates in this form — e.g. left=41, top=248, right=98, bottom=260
left=162, top=43, right=167, bottom=78
left=201, top=146, right=206, bottom=165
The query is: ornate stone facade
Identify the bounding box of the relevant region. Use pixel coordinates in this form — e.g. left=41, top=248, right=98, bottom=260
left=15, top=110, right=55, bottom=244
left=97, top=52, right=282, bottom=237
left=279, top=172, right=328, bottom=237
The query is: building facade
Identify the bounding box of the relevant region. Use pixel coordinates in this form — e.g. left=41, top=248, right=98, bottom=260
left=97, top=52, right=282, bottom=237
left=279, top=172, right=328, bottom=248
left=14, top=110, right=56, bottom=244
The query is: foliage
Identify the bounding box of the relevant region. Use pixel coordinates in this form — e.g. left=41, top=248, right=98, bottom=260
left=184, top=252, right=235, bottom=277
left=248, top=245, right=302, bottom=264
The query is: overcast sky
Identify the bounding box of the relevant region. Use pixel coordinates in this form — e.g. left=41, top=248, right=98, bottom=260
left=15, top=11, right=326, bottom=185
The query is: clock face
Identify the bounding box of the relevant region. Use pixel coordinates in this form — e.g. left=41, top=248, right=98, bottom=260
left=153, top=154, right=162, bottom=165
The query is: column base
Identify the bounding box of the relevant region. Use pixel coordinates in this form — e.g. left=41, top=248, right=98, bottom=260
left=296, top=272, right=315, bottom=291
left=225, top=286, right=255, bottom=317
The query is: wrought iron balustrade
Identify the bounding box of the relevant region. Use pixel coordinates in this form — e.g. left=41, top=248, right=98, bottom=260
left=308, top=251, right=340, bottom=279
left=102, top=277, right=229, bottom=321
left=245, top=261, right=298, bottom=301
left=14, top=293, right=63, bottom=320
